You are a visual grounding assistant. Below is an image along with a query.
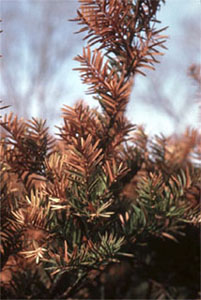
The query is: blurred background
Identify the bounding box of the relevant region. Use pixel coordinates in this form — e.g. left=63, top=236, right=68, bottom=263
left=1, top=0, right=200, bottom=136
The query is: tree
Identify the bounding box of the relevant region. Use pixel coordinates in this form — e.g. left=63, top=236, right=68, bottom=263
left=0, top=1, right=200, bottom=299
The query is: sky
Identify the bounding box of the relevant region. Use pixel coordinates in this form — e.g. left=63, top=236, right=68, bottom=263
left=1, top=0, right=201, bottom=136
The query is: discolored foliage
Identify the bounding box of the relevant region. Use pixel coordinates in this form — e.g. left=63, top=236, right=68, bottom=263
left=0, top=1, right=200, bottom=299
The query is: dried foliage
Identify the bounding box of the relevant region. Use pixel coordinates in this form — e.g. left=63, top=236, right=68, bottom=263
left=0, top=1, right=200, bottom=299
